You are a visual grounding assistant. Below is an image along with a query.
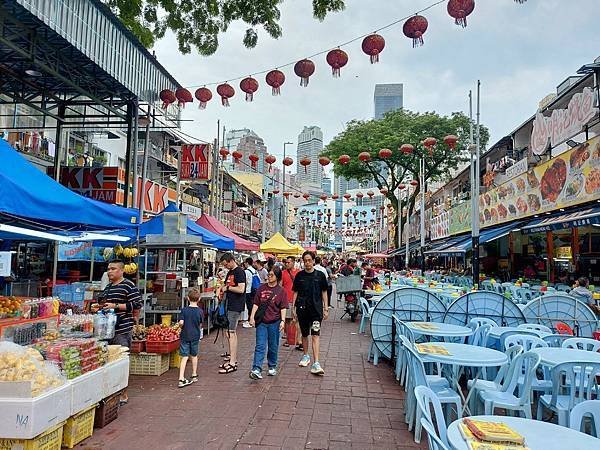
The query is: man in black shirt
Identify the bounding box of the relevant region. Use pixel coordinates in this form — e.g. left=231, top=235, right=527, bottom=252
left=218, top=253, right=246, bottom=374
left=293, top=251, right=328, bottom=375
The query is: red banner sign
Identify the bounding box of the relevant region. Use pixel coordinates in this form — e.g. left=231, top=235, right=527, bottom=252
left=181, top=143, right=211, bottom=180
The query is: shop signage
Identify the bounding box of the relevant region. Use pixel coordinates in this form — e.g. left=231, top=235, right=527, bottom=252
left=57, top=242, right=107, bottom=262
left=222, top=191, right=233, bottom=213
left=505, top=157, right=528, bottom=180
left=555, top=246, right=572, bottom=259
left=180, top=203, right=202, bottom=222
left=430, top=210, right=450, bottom=240
left=521, top=207, right=600, bottom=234
left=180, top=144, right=210, bottom=180
left=530, top=87, right=597, bottom=156
left=449, top=201, right=472, bottom=235
left=0, top=252, right=11, bottom=277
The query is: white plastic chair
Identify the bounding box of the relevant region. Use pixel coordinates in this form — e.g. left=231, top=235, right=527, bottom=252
left=467, top=344, right=523, bottom=415
left=414, top=385, right=449, bottom=447
left=480, top=351, right=541, bottom=419
left=517, top=323, right=552, bottom=333
left=562, top=337, right=600, bottom=352
left=498, top=329, right=539, bottom=351
left=469, top=323, right=492, bottom=348
left=569, top=399, right=600, bottom=437
left=543, top=334, right=572, bottom=348
left=420, top=417, right=449, bottom=450
left=358, top=297, right=374, bottom=334
left=503, top=334, right=548, bottom=352
left=537, top=362, right=600, bottom=427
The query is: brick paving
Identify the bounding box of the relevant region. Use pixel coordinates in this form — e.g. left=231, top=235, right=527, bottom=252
left=82, top=307, right=426, bottom=450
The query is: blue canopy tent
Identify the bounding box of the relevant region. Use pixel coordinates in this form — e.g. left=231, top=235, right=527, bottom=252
left=0, top=139, right=138, bottom=231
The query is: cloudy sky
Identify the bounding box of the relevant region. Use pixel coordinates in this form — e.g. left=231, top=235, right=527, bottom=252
left=153, top=0, right=599, bottom=168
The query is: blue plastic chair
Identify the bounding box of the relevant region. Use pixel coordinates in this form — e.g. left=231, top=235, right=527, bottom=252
left=358, top=297, right=374, bottom=334
left=537, top=362, right=600, bottom=427
left=517, top=323, right=552, bottom=333
left=555, top=284, right=572, bottom=293
left=570, top=400, right=600, bottom=437
left=517, top=288, right=535, bottom=302
left=420, top=417, right=449, bottom=450
left=414, top=385, right=449, bottom=447
left=542, top=334, right=572, bottom=348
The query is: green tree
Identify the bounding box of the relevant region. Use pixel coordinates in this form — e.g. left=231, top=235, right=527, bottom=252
left=321, top=109, right=490, bottom=247
left=103, top=0, right=346, bottom=55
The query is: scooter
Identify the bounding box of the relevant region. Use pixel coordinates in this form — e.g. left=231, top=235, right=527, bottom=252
left=343, top=292, right=359, bottom=322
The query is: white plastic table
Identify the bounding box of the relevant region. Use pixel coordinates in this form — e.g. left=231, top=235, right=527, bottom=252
left=447, top=415, right=599, bottom=450
left=532, top=347, right=600, bottom=367
left=488, top=326, right=552, bottom=340
left=406, top=322, right=473, bottom=338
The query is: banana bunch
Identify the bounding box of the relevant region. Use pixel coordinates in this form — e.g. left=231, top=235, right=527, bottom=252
left=124, top=262, right=138, bottom=274
left=102, top=247, right=114, bottom=261
left=114, top=244, right=124, bottom=257
left=122, top=247, right=139, bottom=258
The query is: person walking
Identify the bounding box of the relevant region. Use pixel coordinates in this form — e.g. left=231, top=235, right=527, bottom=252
left=281, top=256, right=299, bottom=348
left=101, top=260, right=142, bottom=404
left=248, top=267, right=287, bottom=379
left=218, top=253, right=246, bottom=374
left=177, top=288, right=202, bottom=388
left=292, top=251, right=329, bottom=376
left=242, top=257, right=259, bottom=328
left=254, top=260, right=269, bottom=284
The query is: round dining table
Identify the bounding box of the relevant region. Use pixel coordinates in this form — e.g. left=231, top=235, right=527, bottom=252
left=531, top=346, right=600, bottom=366
left=447, top=415, right=599, bottom=450
left=418, top=342, right=508, bottom=367
left=405, top=321, right=473, bottom=338
left=487, top=326, right=552, bottom=340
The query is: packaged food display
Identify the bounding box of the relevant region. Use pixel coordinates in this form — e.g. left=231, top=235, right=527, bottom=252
left=93, top=310, right=117, bottom=340
left=60, top=314, right=94, bottom=337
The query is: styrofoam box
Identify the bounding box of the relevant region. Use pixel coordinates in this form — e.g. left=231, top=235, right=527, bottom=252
left=0, top=382, right=71, bottom=439
left=70, top=367, right=105, bottom=415
left=102, top=357, right=130, bottom=398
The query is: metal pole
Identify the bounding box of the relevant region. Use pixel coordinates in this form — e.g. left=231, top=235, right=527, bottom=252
left=420, top=157, right=426, bottom=271
left=123, top=102, right=134, bottom=208
left=138, top=106, right=151, bottom=224
left=261, top=200, right=267, bottom=242
left=397, top=188, right=402, bottom=250
left=52, top=104, right=66, bottom=287
left=405, top=188, right=410, bottom=270
left=131, top=102, right=139, bottom=208
left=472, top=81, right=481, bottom=288
left=175, top=147, right=182, bottom=209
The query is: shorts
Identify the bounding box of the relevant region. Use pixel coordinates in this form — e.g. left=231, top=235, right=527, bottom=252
left=179, top=340, right=199, bottom=357
left=227, top=310, right=241, bottom=331
left=297, top=312, right=321, bottom=337
left=110, top=332, right=132, bottom=349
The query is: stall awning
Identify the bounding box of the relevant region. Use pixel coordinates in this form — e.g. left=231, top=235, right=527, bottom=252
left=260, top=233, right=302, bottom=256
left=425, top=235, right=468, bottom=255
left=436, top=222, right=523, bottom=256
left=196, top=215, right=259, bottom=251
left=389, top=240, right=421, bottom=256
left=521, top=206, right=600, bottom=234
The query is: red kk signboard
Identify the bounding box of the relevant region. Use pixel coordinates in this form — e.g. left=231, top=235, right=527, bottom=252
left=180, top=143, right=211, bottom=180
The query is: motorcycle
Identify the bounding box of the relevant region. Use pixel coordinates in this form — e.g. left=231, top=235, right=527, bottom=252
left=344, top=292, right=359, bottom=322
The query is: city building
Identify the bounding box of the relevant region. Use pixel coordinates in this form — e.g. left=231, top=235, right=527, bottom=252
left=321, top=176, right=332, bottom=195
left=296, top=126, right=323, bottom=188
left=374, top=83, right=404, bottom=120
left=225, top=128, right=268, bottom=174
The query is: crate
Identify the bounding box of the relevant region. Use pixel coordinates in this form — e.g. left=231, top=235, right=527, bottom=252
left=129, top=352, right=169, bottom=376
left=145, top=338, right=180, bottom=354
left=0, top=421, right=65, bottom=450
left=70, top=367, right=104, bottom=415
left=335, top=275, right=362, bottom=293
left=130, top=340, right=145, bottom=353
left=102, top=358, right=130, bottom=398
left=94, top=391, right=121, bottom=429
left=169, top=350, right=181, bottom=368
left=62, top=404, right=96, bottom=449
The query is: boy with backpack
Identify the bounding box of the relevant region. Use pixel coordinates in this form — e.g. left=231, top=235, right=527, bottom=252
left=177, top=288, right=203, bottom=388
left=243, top=257, right=262, bottom=328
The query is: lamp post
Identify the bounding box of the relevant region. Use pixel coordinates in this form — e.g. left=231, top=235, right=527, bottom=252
left=420, top=157, right=426, bottom=272
left=470, top=82, right=482, bottom=288
left=282, top=141, right=293, bottom=237
left=405, top=186, right=410, bottom=270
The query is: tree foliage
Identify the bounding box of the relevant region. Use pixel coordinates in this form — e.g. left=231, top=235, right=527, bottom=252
left=321, top=109, right=490, bottom=246
left=103, top=0, right=346, bottom=56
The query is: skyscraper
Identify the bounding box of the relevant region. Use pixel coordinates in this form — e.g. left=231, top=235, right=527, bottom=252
left=374, top=84, right=403, bottom=120
left=225, top=128, right=268, bottom=174
left=321, top=176, right=332, bottom=195
left=296, top=126, right=323, bottom=188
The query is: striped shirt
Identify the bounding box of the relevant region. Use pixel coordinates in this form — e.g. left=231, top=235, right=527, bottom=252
left=102, top=278, right=142, bottom=335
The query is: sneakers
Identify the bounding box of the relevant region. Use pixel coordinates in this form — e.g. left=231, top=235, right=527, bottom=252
left=267, top=367, right=277, bottom=376
left=178, top=378, right=192, bottom=388
left=299, top=354, right=311, bottom=367
left=310, top=362, right=325, bottom=376
left=249, top=368, right=263, bottom=380
left=242, top=321, right=252, bottom=328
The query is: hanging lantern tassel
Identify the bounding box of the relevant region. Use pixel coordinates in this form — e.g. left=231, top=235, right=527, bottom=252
left=447, top=0, right=475, bottom=28
left=514, top=0, right=526, bottom=3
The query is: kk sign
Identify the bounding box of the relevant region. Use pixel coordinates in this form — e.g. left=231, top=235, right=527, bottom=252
left=181, top=143, right=211, bottom=180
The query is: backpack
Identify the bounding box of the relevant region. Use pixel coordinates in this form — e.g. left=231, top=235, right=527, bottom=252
left=249, top=267, right=261, bottom=290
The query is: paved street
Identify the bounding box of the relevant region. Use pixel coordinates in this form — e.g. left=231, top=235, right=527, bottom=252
left=84, top=307, right=425, bottom=450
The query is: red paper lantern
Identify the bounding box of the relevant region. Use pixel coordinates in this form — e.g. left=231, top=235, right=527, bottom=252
left=282, top=156, right=294, bottom=167
left=294, top=59, right=315, bottom=87
left=265, top=70, right=285, bottom=95
left=318, top=156, right=331, bottom=168
left=159, top=89, right=176, bottom=109
left=175, top=88, right=193, bottom=108
left=294, top=193, right=301, bottom=198
left=299, top=156, right=311, bottom=173
left=331, top=194, right=339, bottom=200
left=367, top=191, right=375, bottom=198
left=399, top=183, right=407, bottom=190
left=514, top=0, right=526, bottom=3
left=265, top=154, right=276, bottom=171
left=283, top=192, right=291, bottom=199
left=379, top=148, right=392, bottom=159
left=194, top=87, right=212, bottom=109
left=400, top=144, right=414, bottom=155
left=371, top=208, right=376, bottom=213
left=239, top=77, right=259, bottom=102
left=447, top=0, right=475, bottom=28
left=403, top=15, right=428, bottom=48
left=444, top=135, right=458, bottom=150
left=361, top=34, right=385, bottom=63
left=249, top=152, right=259, bottom=169
left=232, top=150, right=243, bottom=163
left=303, top=193, right=310, bottom=200
left=410, top=180, right=418, bottom=187
left=272, top=189, right=280, bottom=195
left=216, top=83, right=235, bottom=106
left=320, top=194, right=328, bottom=201
left=326, top=48, right=348, bottom=77
left=338, top=154, right=350, bottom=165
left=359, top=151, right=371, bottom=162
left=380, top=188, right=388, bottom=195
left=380, top=205, right=385, bottom=211
left=356, top=192, right=364, bottom=199
left=343, top=193, right=351, bottom=200
left=424, top=137, right=437, bottom=149
left=219, top=147, right=229, bottom=160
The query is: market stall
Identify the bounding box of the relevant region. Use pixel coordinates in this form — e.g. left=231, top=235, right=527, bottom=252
left=196, top=214, right=259, bottom=251
left=260, top=232, right=303, bottom=256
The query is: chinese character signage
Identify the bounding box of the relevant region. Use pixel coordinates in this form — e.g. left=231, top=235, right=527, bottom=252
left=181, top=144, right=211, bottom=180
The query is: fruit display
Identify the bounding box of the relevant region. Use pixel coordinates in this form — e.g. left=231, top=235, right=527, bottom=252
left=132, top=324, right=146, bottom=341
left=43, top=338, right=105, bottom=379
left=60, top=314, right=94, bottom=336
left=124, top=262, right=138, bottom=275
left=58, top=301, right=84, bottom=315
left=114, top=245, right=138, bottom=259
left=0, top=344, right=64, bottom=396
left=0, top=296, right=23, bottom=318
left=107, top=345, right=129, bottom=363
left=146, top=324, right=180, bottom=341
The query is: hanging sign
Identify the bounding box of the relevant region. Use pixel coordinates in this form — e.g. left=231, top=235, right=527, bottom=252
left=180, top=203, right=202, bottom=222
left=530, top=87, right=597, bottom=156
left=505, top=157, right=528, bottom=180
left=0, top=252, right=11, bottom=277
left=181, top=144, right=211, bottom=180
left=57, top=242, right=107, bottom=262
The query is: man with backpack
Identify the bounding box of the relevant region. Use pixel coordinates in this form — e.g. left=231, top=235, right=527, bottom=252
left=243, top=257, right=261, bottom=328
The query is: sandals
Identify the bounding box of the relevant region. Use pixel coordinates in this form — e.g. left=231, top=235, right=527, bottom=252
left=295, top=344, right=304, bottom=351
left=191, top=375, right=198, bottom=383
left=283, top=342, right=290, bottom=347
left=220, top=352, right=230, bottom=358
left=219, top=363, right=238, bottom=374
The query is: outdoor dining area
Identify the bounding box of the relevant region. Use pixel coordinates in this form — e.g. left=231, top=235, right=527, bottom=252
left=360, top=276, right=600, bottom=449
